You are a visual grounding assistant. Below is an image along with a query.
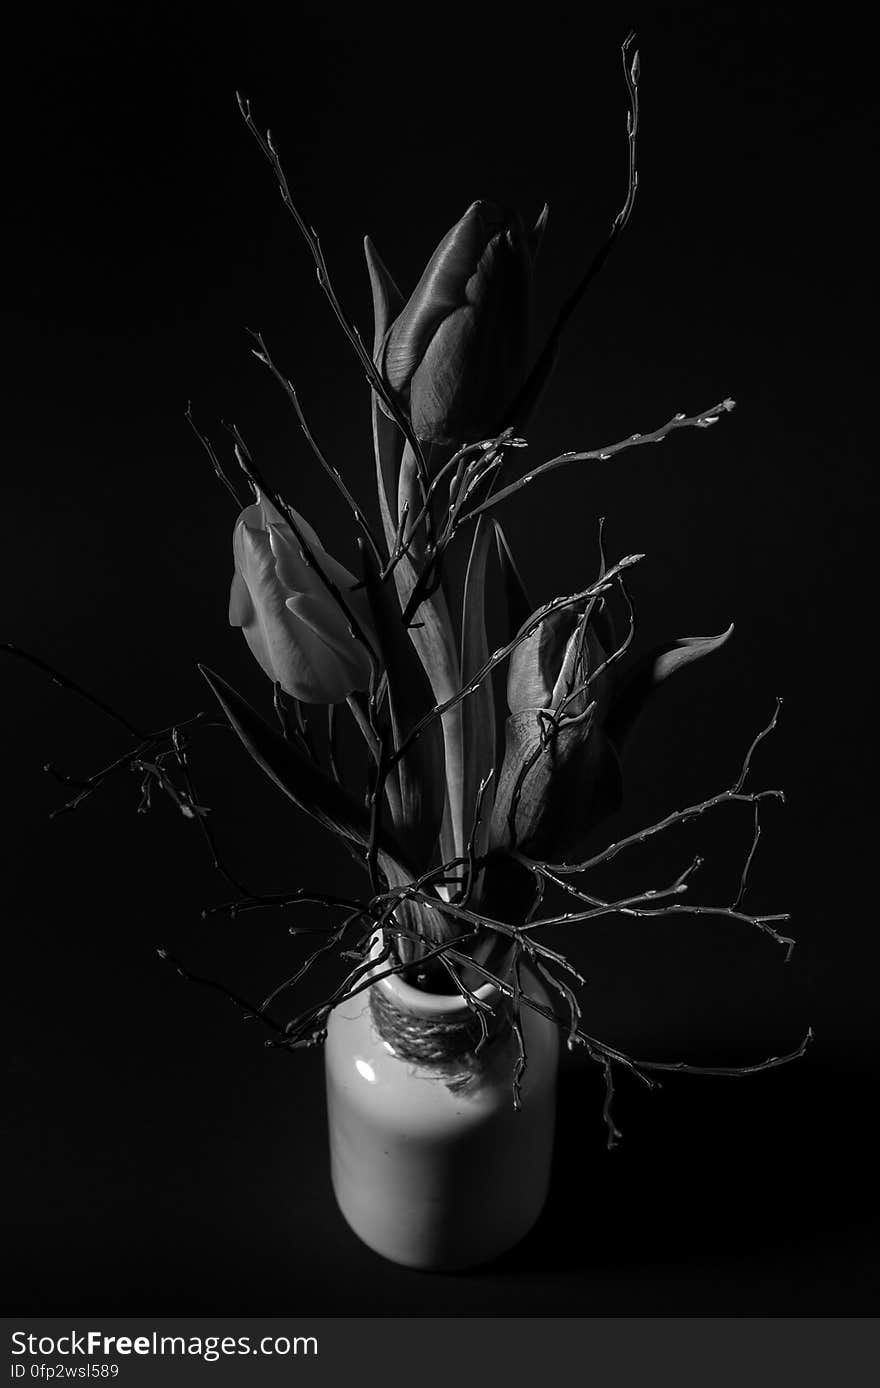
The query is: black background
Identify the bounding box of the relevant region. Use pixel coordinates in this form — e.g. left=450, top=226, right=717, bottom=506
left=4, top=4, right=876, bottom=1313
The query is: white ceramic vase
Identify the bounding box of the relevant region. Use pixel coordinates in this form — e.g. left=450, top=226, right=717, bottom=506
left=324, top=942, right=559, bottom=1270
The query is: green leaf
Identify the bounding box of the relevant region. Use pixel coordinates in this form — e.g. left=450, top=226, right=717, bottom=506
left=606, top=624, right=735, bottom=757
left=199, top=664, right=413, bottom=882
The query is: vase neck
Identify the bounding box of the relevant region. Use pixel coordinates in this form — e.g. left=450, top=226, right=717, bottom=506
left=369, top=981, right=509, bottom=1067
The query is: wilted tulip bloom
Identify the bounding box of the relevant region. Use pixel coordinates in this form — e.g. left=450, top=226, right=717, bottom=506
left=229, top=492, right=374, bottom=704
left=506, top=604, right=612, bottom=720
left=493, top=595, right=734, bottom=863
left=376, top=199, right=545, bottom=445
left=491, top=604, right=620, bottom=862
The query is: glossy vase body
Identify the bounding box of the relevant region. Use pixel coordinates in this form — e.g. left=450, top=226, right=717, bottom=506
left=324, top=951, right=559, bottom=1270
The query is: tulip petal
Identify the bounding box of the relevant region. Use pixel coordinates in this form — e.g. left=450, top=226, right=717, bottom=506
left=365, top=235, right=405, bottom=358
left=551, top=618, right=612, bottom=719
left=507, top=607, right=580, bottom=714
left=235, top=491, right=325, bottom=556
left=233, top=517, right=283, bottom=593
left=381, top=201, right=499, bottom=392
left=284, top=593, right=372, bottom=694
left=652, top=626, right=736, bottom=682
left=233, top=521, right=298, bottom=685
left=410, top=222, right=534, bottom=443
left=379, top=200, right=533, bottom=444
left=238, top=499, right=264, bottom=530
left=606, top=624, right=735, bottom=757
left=228, top=569, right=253, bottom=627
left=234, top=520, right=366, bottom=703
left=265, top=521, right=328, bottom=594
left=488, top=708, right=622, bottom=862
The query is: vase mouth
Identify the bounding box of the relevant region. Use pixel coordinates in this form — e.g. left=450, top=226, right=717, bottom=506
left=367, top=933, right=499, bottom=1019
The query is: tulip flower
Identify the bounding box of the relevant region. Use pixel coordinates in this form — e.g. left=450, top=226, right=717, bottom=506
left=229, top=491, right=374, bottom=704
left=492, top=594, right=734, bottom=863
left=374, top=199, right=546, bottom=446
left=507, top=604, right=612, bottom=721
left=490, top=603, right=621, bottom=862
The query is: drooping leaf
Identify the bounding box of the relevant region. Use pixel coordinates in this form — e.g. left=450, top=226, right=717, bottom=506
left=199, top=664, right=413, bottom=883
left=605, top=624, right=735, bottom=757
left=360, top=541, right=444, bottom=869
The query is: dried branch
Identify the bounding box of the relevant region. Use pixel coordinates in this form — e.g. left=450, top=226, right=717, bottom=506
left=202, top=887, right=363, bottom=922
left=733, top=800, right=762, bottom=913
left=542, top=700, right=785, bottom=877
left=247, top=328, right=383, bottom=563
left=235, top=93, right=432, bottom=514
left=259, top=907, right=364, bottom=1012
left=510, top=943, right=527, bottom=1110
left=3, top=642, right=146, bottom=741
left=185, top=404, right=250, bottom=510
left=382, top=430, right=526, bottom=581
left=607, top=902, right=795, bottom=959
left=505, top=30, right=641, bottom=433
left=636, top=1028, right=813, bottom=1076
left=460, top=769, right=494, bottom=906
left=157, top=948, right=287, bottom=1037
left=389, top=552, right=645, bottom=771
left=459, top=399, right=737, bottom=528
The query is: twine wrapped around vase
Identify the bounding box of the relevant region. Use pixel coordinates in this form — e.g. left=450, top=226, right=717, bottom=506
left=369, top=980, right=511, bottom=1083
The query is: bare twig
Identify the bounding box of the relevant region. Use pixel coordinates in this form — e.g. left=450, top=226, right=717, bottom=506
left=235, top=94, right=432, bottom=514
left=247, top=328, right=383, bottom=563
left=389, top=553, right=645, bottom=771
left=185, top=404, right=250, bottom=510
left=157, top=948, right=287, bottom=1036
left=459, top=400, right=737, bottom=528
left=505, top=30, right=641, bottom=433
left=732, top=800, right=762, bottom=913
left=4, top=643, right=146, bottom=741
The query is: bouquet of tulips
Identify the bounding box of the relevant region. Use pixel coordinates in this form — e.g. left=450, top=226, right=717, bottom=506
left=7, top=37, right=808, bottom=1143
left=214, top=184, right=739, bottom=967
